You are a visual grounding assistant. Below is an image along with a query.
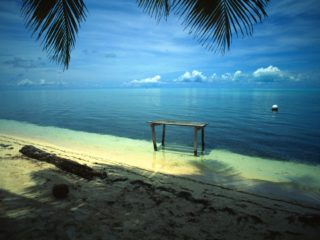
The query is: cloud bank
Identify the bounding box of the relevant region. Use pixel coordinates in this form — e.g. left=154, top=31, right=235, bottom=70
left=252, top=66, right=300, bottom=82
left=128, top=75, right=162, bottom=86
left=17, top=78, right=64, bottom=87
left=128, top=65, right=303, bottom=87
left=176, top=70, right=207, bottom=83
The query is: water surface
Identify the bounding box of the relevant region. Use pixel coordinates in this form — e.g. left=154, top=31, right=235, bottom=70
left=1, top=88, right=320, bottom=205
left=1, top=88, right=319, bottom=163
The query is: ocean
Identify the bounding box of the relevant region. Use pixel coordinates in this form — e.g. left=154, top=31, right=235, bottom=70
left=1, top=88, right=320, bottom=204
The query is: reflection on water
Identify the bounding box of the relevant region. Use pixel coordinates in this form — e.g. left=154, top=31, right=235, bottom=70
left=1, top=119, right=320, bottom=205
left=1, top=88, right=320, bottom=163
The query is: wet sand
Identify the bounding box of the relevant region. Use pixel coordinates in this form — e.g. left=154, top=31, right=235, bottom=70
left=1, top=119, right=320, bottom=206
left=1, top=135, right=320, bottom=240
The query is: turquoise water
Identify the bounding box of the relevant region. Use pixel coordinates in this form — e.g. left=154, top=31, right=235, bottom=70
left=1, top=88, right=320, bottom=204
left=1, top=88, right=319, bottom=164
left=1, top=118, right=320, bottom=205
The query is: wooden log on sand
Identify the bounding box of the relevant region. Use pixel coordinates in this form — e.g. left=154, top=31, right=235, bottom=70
left=19, top=145, right=107, bottom=180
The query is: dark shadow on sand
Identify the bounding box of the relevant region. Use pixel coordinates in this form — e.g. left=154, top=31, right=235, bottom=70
left=2, top=151, right=320, bottom=240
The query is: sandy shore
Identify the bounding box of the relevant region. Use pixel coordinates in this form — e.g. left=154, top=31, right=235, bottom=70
left=1, top=135, right=320, bottom=240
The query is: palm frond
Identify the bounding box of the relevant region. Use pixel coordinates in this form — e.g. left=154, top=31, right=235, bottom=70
left=137, top=0, right=172, bottom=21
left=21, top=0, right=87, bottom=70
left=137, top=0, right=270, bottom=52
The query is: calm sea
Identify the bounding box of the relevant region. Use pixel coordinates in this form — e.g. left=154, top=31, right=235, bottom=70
left=0, top=88, right=319, bottom=164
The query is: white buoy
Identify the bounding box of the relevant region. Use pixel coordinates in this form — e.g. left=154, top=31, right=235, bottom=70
left=272, top=104, right=278, bottom=112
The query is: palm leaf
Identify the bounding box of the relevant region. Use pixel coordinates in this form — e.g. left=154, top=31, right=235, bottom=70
left=21, top=0, right=87, bottom=70
left=137, top=0, right=270, bottom=52
left=137, top=0, right=172, bottom=21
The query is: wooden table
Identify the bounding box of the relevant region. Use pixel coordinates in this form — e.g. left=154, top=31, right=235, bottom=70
left=148, top=120, right=208, bottom=156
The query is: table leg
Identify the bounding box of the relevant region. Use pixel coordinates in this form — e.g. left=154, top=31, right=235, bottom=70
left=194, top=127, right=198, bottom=156
left=151, top=124, right=157, bottom=151
left=201, top=127, right=205, bottom=152
left=161, top=124, right=166, bottom=146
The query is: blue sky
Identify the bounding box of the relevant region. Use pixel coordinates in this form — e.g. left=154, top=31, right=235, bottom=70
left=0, top=0, right=320, bottom=88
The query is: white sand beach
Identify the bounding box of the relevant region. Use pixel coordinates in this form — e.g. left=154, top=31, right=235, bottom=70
left=1, top=133, right=320, bottom=240
left=1, top=119, right=320, bottom=205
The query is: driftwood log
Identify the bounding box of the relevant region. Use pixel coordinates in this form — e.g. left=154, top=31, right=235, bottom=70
left=20, top=145, right=107, bottom=180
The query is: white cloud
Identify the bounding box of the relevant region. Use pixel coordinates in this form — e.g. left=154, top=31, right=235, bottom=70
left=221, top=73, right=232, bottom=81
left=129, top=75, right=162, bottom=86
left=125, top=65, right=303, bottom=87
left=17, top=78, right=63, bottom=86
left=209, top=70, right=247, bottom=83
left=210, top=73, right=218, bottom=81
left=172, top=66, right=299, bottom=85
left=176, top=70, right=207, bottom=82
left=233, top=70, right=245, bottom=81
left=177, top=69, right=249, bottom=83
left=17, top=79, right=34, bottom=86
left=253, top=65, right=281, bottom=77
left=252, top=65, right=300, bottom=82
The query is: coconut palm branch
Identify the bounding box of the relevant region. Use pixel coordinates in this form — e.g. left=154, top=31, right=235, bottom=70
left=21, top=0, right=269, bottom=70
left=21, top=0, right=87, bottom=70
left=137, top=0, right=171, bottom=21
left=138, top=0, right=270, bottom=52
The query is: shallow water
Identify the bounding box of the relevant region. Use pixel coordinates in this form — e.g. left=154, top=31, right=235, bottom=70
left=0, top=88, right=319, bottom=164
left=1, top=119, right=319, bottom=205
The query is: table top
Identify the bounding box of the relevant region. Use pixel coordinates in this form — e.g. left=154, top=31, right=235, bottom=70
left=148, top=120, right=207, bottom=128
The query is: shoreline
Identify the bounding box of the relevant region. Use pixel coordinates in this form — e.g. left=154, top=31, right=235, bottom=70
left=1, top=134, right=320, bottom=239
left=1, top=125, right=320, bottom=207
